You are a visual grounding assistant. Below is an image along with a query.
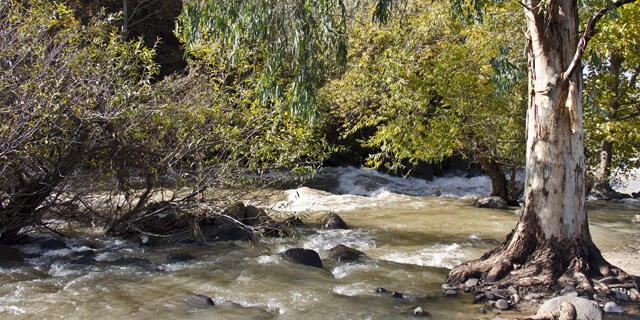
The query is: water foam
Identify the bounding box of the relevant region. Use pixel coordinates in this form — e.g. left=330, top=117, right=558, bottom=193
left=377, top=243, right=468, bottom=269
left=274, top=166, right=492, bottom=212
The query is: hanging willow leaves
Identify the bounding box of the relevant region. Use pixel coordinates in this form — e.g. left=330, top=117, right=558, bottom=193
left=176, top=0, right=349, bottom=119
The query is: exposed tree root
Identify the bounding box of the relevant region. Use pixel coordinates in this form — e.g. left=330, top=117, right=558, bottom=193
left=447, top=215, right=639, bottom=299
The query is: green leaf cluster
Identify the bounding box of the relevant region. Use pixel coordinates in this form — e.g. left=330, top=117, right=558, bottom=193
left=322, top=0, right=527, bottom=173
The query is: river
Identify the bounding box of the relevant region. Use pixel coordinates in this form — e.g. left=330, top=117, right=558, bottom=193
left=1, top=167, right=639, bottom=319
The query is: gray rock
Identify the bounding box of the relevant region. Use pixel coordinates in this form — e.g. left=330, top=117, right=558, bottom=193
left=537, top=296, right=603, bottom=320
left=495, top=299, right=510, bottom=310
left=485, top=292, right=496, bottom=300
left=612, top=288, right=630, bottom=301
left=525, top=293, right=545, bottom=300
left=464, top=278, right=479, bottom=288
left=186, top=294, right=215, bottom=308
left=472, top=196, right=508, bottom=209
left=322, top=213, right=348, bottom=229
left=632, top=215, right=640, bottom=224
left=281, top=248, right=322, bottom=268
left=589, top=181, right=630, bottom=200
left=444, top=289, right=457, bottom=297
left=441, top=283, right=457, bottom=290
left=603, top=301, right=624, bottom=314
left=326, top=244, right=366, bottom=262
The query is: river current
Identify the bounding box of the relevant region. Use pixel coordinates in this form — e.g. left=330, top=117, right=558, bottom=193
left=1, top=167, right=639, bottom=319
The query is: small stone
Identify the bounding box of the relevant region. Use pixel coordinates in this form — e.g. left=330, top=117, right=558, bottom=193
left=491, top=288, right=508, bottom=298
left=631, top=215, right=640, bottom=224
left=513, top=294, right=520, bottom=303
left=613, top=288, right=631, bottom=301
left=603, top=301, right=624, bottom=314
left=525, top=293, right=545, bottom=300
left=507, top=286, right=518, bottom=296
left=465, top=278, right=479, bottom=288
left=376, top=287, right=387, bottom=294
left=444, top=289, right=457, bottom=297
left=413, top=306, right=428, bottom=317
left=441, top=283, right=457, bottom=290
left=485, top=292, right=496, bottom=300
left=472, top=196, right=508, bottom=209
left=495, top=299, right=510, bottom=310
left=560, top=285, right=577, bottom=296
left=392, top=292, right=403, bottom=299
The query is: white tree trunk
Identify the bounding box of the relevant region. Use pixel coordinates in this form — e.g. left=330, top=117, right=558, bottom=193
left=522, top=0, right=588, bottom=241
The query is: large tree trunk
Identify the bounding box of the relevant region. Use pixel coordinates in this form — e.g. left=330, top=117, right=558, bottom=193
left=447, top=0, right=638, bottom=294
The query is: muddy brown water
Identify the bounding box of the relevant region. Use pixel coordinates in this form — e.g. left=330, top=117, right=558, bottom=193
left=1, top=168, right=639, bottom=319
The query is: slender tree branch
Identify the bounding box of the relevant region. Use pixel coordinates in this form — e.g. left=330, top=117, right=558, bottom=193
left=562, top=0, right=637, bottom=80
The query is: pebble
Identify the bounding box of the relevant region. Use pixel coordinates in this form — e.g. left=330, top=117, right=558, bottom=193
left=612, top=288, right=630, bottom=301
left=603, top=301, right=624, bottom=314
left=495, top=299, right=510, bottom=310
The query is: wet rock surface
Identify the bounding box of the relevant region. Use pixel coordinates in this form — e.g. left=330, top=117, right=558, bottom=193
left=281, top=248, right=323, bottom=268
left=322, top=213, right=348, bottom=229
left=537, top=296, right=602, bottom=320
left=326, top=244, right=366, bottom=262
left=40, top=238, right=67, bottom=250
left=472, top=196, right=508, bottom=209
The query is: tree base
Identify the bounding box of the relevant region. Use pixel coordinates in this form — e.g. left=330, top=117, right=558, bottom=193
left=447, top=227, right=640, bottom=300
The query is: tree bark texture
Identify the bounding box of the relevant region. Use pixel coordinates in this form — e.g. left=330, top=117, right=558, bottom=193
left=448, top=0, right=638, bottom=293
left=479, top=157, right=509, bottom=202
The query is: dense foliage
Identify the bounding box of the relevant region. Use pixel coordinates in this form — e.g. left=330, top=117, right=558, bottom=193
left=322, top=1, right=527, bottom=200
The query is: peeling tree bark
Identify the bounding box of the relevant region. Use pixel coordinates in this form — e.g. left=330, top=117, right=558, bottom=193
left=447, top=0, right=639, bottom=293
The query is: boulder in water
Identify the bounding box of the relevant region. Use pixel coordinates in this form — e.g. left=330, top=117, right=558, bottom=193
left=326, top=244, right=366, bottom=262
left=589, top=181, right=631, bottom=200
left=632, top=215, right=640, bottom=224
left=472, top=196, right=508, bottom=209
left=495, top=299, right=510, bottom=310
left=281, top=248, right=323, bottom=268
left=413, top=306, right=429, bottom=317
left=40, top=238, right=67, bottom=250
left=322, top=213, right=348, bottom=229
left=186, top=294, right=215, bottom=308
left=537, top=296, right=602, bottom=320
left=165, top=253, right=196, bottom=263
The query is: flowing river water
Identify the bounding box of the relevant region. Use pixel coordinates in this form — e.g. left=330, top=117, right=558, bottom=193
left=1, top=167, right=639, bottom=319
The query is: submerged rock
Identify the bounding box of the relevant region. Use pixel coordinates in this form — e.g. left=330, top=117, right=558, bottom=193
left=186, top=294, right=215, bottom=308
left=165, top=253, right=196, bottom=264
left=322, top=213, right=348, bottom=229
left=326, top=244, right=366, bottom=262
left=589, top=181, right=631, bottom=200
left=40, top=238, right=67, bottom=251
left=281, top=248, right=323, bottom=268
left=537, top=296, right=602, bottom=320
left=472, top=196, right=508, bottom=209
